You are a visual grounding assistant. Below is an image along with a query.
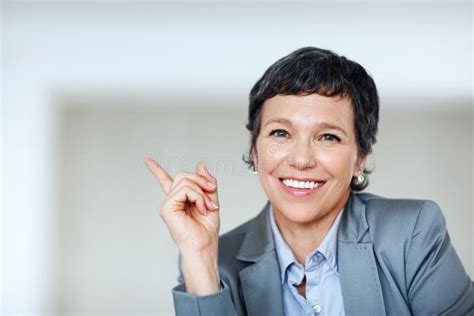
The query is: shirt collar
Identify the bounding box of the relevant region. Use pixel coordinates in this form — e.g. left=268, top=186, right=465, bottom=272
left=269, top=203, right=344, bottom=283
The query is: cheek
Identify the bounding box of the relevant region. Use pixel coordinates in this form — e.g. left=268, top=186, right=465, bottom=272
left=256, top=141, right=286, bottom=172
left=317, top=149, right=357, bottom=177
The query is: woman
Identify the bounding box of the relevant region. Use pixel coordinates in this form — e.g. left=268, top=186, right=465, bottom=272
left=144, top=47, right=473, bottom=315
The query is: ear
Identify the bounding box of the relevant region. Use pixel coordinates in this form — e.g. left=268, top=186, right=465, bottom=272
left=250, top=146, right=257, bottom=164
left=354, top=155, right=368, bottom=176
left=249, top=132, right=257, bottom=163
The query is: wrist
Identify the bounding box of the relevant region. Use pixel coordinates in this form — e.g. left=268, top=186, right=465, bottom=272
left=178, top=236, right=218, bottom=258
left=180, top=254, right=220, bottom=296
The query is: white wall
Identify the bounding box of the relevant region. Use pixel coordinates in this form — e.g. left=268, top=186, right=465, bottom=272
left=2, top=1, right=472, bottom=315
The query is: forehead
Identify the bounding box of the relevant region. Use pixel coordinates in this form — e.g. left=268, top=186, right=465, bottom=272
left=260, top=94, right=355, bottom=130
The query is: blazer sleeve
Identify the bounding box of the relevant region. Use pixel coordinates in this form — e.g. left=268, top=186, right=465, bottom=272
left=171, top=259, right=238, bottom=316
left=172, top=280, right=238, bottom=316
left=405, top=200, right=474, bottom=315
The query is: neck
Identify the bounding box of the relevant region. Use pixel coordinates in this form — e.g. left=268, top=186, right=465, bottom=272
left=273, top=193, right=349, bottom=265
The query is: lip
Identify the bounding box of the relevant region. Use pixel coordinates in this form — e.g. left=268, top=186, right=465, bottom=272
left=279, top=176, right=326, bottom=182
left=278, top=178, right=326, bottom=198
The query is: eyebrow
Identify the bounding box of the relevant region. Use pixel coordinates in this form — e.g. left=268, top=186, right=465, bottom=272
left=263, top=117, right=348, bottom=135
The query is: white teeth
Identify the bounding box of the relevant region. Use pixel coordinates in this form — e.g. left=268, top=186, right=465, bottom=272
left=282, top=179, right=321, bottom=189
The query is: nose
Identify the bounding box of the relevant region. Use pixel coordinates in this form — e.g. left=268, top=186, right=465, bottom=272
left=287, top=139, right=317, bottom=170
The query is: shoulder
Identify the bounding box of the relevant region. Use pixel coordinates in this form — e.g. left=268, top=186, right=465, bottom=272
left=354, top=192, right=449, bottom=271
left=355, top=194, right=472, bottom=314
left=356, top=192, right=445, bottom=230
left=354, top=192, right=447, bottom=251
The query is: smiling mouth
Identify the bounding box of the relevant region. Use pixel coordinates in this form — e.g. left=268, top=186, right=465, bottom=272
left=279, top=178, right=325, bottom=189
left=278, top=178, right=326, bottom=197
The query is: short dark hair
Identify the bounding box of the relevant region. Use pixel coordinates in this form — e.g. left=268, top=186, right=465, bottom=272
left=242, top=47, right=379, bottom=191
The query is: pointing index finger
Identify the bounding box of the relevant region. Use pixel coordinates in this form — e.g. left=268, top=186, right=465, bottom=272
left=144, top=157, right=173, bottom=194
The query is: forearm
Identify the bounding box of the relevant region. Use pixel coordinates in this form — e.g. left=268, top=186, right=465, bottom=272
left=180, top=249, right=220, bottom=296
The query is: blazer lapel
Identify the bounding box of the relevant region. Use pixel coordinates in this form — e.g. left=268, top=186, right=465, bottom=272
left=239, top=251, right=283, bottom=316
left=236, top=201, right=284, bottom=316
left=338, top=193, right=386, bottom=315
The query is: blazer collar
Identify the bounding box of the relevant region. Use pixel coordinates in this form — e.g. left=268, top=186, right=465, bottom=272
left=235, top=192, right=370, bottom=261
left=338, top=192, right=371, bottom=243
left=337, top=192, right=386, bottom=315
left=236, top=192, right=372, bottom=262
left=236, top=200, right=275, bottom=262
left=235, top=201, right=284, bottom=316
left=234, top=193, right=385, bottom=316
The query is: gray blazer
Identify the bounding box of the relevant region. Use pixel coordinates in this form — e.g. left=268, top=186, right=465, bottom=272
left=173, top=192, right=474, bottom=315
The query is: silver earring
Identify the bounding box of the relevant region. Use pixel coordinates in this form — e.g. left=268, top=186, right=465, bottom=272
left=356, top=174, right=365, bottom=183
left=252, top=167, right=258, bottom=175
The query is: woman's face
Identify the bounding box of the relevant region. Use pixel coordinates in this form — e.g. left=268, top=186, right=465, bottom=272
left=252, top=93, right=366, bottom=226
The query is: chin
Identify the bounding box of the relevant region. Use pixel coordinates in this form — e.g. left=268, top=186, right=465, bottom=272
left=275, top=202, right=325, bottom=225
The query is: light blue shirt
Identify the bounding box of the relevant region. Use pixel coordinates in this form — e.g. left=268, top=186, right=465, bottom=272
left=269, top=204, right=346, bottom=316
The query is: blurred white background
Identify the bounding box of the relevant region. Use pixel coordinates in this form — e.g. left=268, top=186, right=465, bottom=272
left=2, top=1, right=472, bottom=315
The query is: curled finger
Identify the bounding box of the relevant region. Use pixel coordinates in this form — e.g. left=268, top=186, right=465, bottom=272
left=166, top=184, right=208, bottom=216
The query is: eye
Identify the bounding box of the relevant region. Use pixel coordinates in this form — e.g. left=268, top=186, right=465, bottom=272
left=320, top=133, right=341, bottom=142
left=270, top=129, right=289, bottom=138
